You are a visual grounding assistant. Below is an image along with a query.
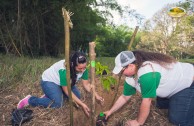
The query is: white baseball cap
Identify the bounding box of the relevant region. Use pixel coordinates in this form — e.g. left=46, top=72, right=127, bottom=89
left=113, top=51, right=136, bottom=74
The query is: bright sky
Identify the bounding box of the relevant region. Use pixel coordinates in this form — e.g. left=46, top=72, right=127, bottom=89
left=114, top=0, right=186, bottom=27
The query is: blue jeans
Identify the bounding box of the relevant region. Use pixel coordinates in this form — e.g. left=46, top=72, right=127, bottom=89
left=156, top=81, right=194, bottom=126
left=28, top=80, right=81, bottom=108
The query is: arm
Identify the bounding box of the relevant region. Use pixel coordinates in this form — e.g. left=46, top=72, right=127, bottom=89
left=126, top=98, right=152, bottom=126
left=82, top=79, right=104, bottom=102
left=82, top=79, right=92, bottom=92
left=137, top=98, right=152, bottom=124
left=62, top=86, right=90, bottom=116
left=104, top=94, right=131, bottom=119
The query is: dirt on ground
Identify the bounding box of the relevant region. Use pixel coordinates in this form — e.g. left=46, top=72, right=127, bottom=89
left=0, top=76, right=173, bottom=126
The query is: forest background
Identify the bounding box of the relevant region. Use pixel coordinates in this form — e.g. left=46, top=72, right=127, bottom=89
left=0, top=0, right=193, bottom=58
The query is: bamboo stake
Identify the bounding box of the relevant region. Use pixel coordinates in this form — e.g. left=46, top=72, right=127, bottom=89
left=89, top=42, right=96, bottom=126
left=109, top=73, right=122, bottom=109
left=128, top=26, right=139, bottom=50
left=62, top=8, right=73, bottom=126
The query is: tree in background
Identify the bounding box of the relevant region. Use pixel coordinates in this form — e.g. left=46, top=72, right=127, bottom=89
left=95, top=25, right=140, bottom=57
left=138, top=1, right=194, bottom=59
left=176, top=0, right=194, bottom=58
left=0, top=0, right=142, bottom=57
left=0, top=0, right=64, bottom=56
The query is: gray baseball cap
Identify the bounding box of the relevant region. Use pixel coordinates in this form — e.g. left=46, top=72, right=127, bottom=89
left=113, top=51, right=136, bottom=74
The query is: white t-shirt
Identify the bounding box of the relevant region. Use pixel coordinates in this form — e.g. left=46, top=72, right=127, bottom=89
left=123, top=61, right=194, bottom=98
left=42, top=60, right=88, bottom=86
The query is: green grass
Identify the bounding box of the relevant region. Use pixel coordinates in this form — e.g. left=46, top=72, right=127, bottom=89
left=179, top=59, right=194, bottom=64
left=96, top=57, right=115, bottom=69
left=1, top=54, right=193, bottom=90
left=0, top=54, right=60, bottom=89
left=0, top=54, right=115, bottom=90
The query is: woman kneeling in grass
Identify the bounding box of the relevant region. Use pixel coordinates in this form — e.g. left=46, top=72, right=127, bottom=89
left=17, top=51, right=104, bottom=116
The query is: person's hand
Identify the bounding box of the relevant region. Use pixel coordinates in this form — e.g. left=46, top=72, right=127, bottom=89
left=90, top=85, right=104, bottom=105
left=125, top=120, right=140, bottom=126
left=81, top=103, right=90, bottom=117
left=95, top=93, right=104, bottom=105
left=103, top=111, right=111, bottom=120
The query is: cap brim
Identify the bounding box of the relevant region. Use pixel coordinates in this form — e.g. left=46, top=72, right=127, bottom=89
left=112, top=66, right=123, bottom=74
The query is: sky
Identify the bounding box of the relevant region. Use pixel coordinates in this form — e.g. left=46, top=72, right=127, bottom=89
left=114, top=0, right=186, bottom=27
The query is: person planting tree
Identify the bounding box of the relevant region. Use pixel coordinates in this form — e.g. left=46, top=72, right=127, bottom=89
left=17, top=51, right=104, bottom=117
left=104, top=50, right=194, bottom=126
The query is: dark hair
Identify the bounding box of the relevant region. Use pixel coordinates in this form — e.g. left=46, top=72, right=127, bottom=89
left=70, top=51, right=87, bottom=86
left=132, top=50, right=176, bottom=69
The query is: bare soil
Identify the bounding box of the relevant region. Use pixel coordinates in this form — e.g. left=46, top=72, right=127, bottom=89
left=0, top=76, right=173, bottom=126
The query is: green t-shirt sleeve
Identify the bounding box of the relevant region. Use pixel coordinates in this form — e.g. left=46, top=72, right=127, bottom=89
left=138, top=72, right=161, bottom=98
left=59, top=69, right=67, bottom=86
left=123, top=81, right=136, bottom=96
left=81, top=69, right=89, bottom=80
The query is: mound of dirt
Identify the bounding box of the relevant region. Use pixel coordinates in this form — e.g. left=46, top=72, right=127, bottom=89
left=0, top=77, right=172, bottom=126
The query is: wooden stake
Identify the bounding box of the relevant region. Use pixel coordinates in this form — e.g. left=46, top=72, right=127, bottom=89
left=89, top=42, right=96, bottom=126
left=128, top=26, right=139, bottom=50
left=111, top=26, right=139, bottom=109
left=62, top=8, right=73, bottom=126
left=109, top=73, right=122, bottom=109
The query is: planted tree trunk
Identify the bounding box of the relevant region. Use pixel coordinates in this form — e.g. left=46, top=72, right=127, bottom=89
left=109, top=26, right=139, bottom=108
left=89, top=42, right=96, bottom=126
left=111, top=26, right=139, bottom=109
left=109, top=74, right=122, bottom=109
left=128, top=26, right=139, bottom=50
left=62, top=8, right=73, bottom=126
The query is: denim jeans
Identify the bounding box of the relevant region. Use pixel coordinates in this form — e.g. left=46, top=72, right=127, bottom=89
left=156, top=81, right=194, bottom=126
left=28, top=80, right=81, bottom=108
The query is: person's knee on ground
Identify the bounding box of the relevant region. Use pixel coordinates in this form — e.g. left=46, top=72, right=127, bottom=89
left=168, top=86, right=194, bottom=126
left=168, top=113, right=190, bottom=126
left=49, top=96, right=65, bottom=108
left=50, top=100, right=64, bottom=108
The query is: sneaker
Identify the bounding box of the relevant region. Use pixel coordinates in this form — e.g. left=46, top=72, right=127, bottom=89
left=17, top=95, right=31, bottom=109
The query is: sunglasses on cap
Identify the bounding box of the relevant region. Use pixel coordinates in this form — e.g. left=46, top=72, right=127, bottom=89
left=76, top=56, right=86, bottom=64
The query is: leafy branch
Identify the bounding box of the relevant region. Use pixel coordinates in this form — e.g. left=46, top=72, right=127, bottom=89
left=88, top=61, right=116, bottom=91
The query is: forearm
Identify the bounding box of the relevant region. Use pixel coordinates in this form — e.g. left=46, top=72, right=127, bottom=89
left=137, top=98, right=152, bottom=125
left=109, top=95, right=131, bottom=114
left=71, top=92, right=84, bottom=106
left=82, top=80, right=92, bottom=92
left=82, top=81, right=98, bottom=96
left=62, top=86, right=84, bottom=106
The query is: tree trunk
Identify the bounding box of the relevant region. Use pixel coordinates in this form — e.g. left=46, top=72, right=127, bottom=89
left=17, top=0, right=23, bottom=55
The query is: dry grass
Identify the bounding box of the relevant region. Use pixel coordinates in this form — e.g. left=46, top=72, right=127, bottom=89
left=0, top=77, right=174, bottom=126
left=0, top=55, right=174, bottom=126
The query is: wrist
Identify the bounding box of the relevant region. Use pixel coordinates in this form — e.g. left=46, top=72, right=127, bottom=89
left=108, top=110, right=113, bottom=116
left=89, top=85, right=93, bottom=92
left=81, top=102, right=85, bottom=106
left=77, top=100, right=84, bottom=107
left=94, top=92, right=98, bottom=97
left=136, top=119, right=142, bottom=126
